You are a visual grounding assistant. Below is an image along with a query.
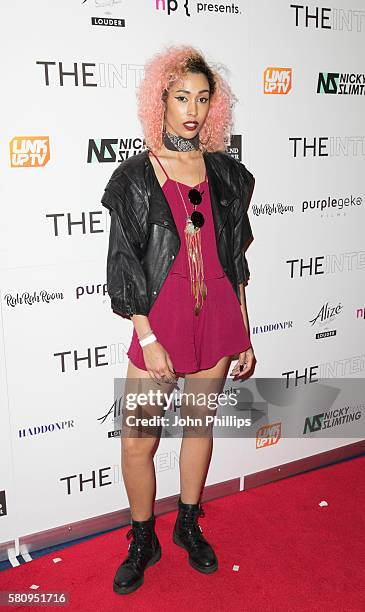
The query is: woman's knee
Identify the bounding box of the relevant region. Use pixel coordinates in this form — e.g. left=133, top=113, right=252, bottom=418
left=121, top=435, right=158, bottom=461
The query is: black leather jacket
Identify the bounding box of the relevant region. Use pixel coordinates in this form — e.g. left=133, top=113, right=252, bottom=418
left=101, top=149, right=255, bottom=319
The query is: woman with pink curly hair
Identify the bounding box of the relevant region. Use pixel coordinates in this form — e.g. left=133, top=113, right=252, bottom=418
left=102, top=44, right=256, bottom=595
left=137, top=44, right=234, bottom=154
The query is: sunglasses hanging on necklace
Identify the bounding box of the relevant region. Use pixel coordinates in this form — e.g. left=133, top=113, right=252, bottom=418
left=166, top=157, right=205, bottom=229
left=188, top=186, right=205, bottom=229
left=165, top=155, right=208, bottom=315
left=165, top=156, right=205, bottom=229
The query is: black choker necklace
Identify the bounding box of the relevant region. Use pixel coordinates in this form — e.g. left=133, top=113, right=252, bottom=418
left=163, top=130, right=200, bottom=152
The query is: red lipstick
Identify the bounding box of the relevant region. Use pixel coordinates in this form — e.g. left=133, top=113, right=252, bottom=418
left=183, top=121, right=199, bottom=131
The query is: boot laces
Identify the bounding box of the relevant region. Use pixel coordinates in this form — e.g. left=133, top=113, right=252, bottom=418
left=123, top=525, right=153, bottom=568
left=180, top=505, right=206, bottom=549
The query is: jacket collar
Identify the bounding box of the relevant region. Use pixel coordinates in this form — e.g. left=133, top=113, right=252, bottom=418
left=144, top=150, right=237, bottom=242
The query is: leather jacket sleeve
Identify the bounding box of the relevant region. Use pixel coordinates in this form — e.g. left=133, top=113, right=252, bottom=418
left=101, top=185, right=149, bottom=320
left=233, top=163, right=255, bottom=287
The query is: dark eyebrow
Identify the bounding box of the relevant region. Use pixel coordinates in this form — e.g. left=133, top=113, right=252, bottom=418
left=175, top=89, right=210, bottom=94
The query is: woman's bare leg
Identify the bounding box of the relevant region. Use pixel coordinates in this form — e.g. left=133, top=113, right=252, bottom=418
left=121, top=359, right=176, bottom=521
left=179, top=356, right=231, bottom=504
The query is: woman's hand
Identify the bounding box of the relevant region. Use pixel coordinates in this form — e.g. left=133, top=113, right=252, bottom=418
left=143, top=341, right=177, bottom=384
left=230, top=347, right=255, bottom=380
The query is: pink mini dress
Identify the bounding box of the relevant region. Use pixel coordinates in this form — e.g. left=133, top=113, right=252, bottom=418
left=127, top=155, right=252, bottom=374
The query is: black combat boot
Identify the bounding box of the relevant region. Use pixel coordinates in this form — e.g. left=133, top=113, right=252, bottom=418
left=173, top=497, right=218, bottom=573
left=113, top=514, right=161, bottom=595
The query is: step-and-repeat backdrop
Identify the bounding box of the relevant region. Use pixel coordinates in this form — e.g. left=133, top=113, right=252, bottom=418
left=1, top=0, right=364, bottom=553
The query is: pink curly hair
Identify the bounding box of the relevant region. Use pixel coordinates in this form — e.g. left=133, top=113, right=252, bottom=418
left=136, top=45, right=236, bottom=153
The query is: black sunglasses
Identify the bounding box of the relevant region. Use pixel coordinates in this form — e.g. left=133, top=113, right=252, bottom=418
left=188, top=188, right=205, bottom=228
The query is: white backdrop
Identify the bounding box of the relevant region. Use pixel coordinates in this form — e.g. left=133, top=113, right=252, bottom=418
left=1, top=0, right=364, bottom=556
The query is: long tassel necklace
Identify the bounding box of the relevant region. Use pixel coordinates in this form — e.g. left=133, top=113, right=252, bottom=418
left=166, top=156, right=208, bottom=316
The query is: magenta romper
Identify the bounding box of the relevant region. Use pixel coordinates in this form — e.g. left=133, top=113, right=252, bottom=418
left=127, top=154, right=252, bottom=374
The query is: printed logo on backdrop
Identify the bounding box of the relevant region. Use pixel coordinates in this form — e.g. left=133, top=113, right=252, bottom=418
left=81, top=0, right=126, bottom=27
left=256, top=422, right=281, bottom=449
left=252, top=201, right=294, bottom=216
left=290, top=4, right=365, bottom=32
left=282, top=365, right=319, bottom=387
left=154, top=0, right=241, bottom=17
left=3, top=287, right=107, bottom=308
left=309, top=301, right=343, bottom=340
left=252, top=319, right=293, bottom=337
left=59, top=456, right=178, bottom=494
left=46, top=211, right=106, bottom=237
left=87, top=137, right=145, bottom=162
left=76, top=283, right=108, bottom=301
left=264, top=67, right=292, bottom=94
left=9, top=137, right=50, bottom=167
left=302, top=193, right=363, bottom=217
left=3, top=291, right=64, bottom=308
left=226, top=135, right=241, bottom=161
left=53, top=341, right=127, bottom=373
left=319, top=353, right=365, bottom=378
left=289, top=136, right=365, bottom=158
left=53, top=345, right=113, bottom=372
left=286, top=251, right=365, bottom=278
left=356, top=306, right=365, bottom=321
left=98, top=395, right=122, bottom=439
left=0, top=491, right=7, bottom=517
left=36, top=61, right=144, bottom=87
left=60, top=467, right=114, bottom=494
left=253, top=193, right=363, bottom=218
left=91, top=16, right=125, bottom=27
left=87, top=136, right=240, bottom=163
left=317, top=72, right=365, bottom=95
left=18, top=421, right=75, bottom=439
left=303, top=405, right=364, bottom=434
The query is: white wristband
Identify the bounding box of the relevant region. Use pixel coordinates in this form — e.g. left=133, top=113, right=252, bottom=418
left=139, top=333, right=157, bottom=348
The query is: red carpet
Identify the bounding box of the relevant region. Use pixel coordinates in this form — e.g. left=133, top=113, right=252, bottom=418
left=1, top=455, right=364, bottom=611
